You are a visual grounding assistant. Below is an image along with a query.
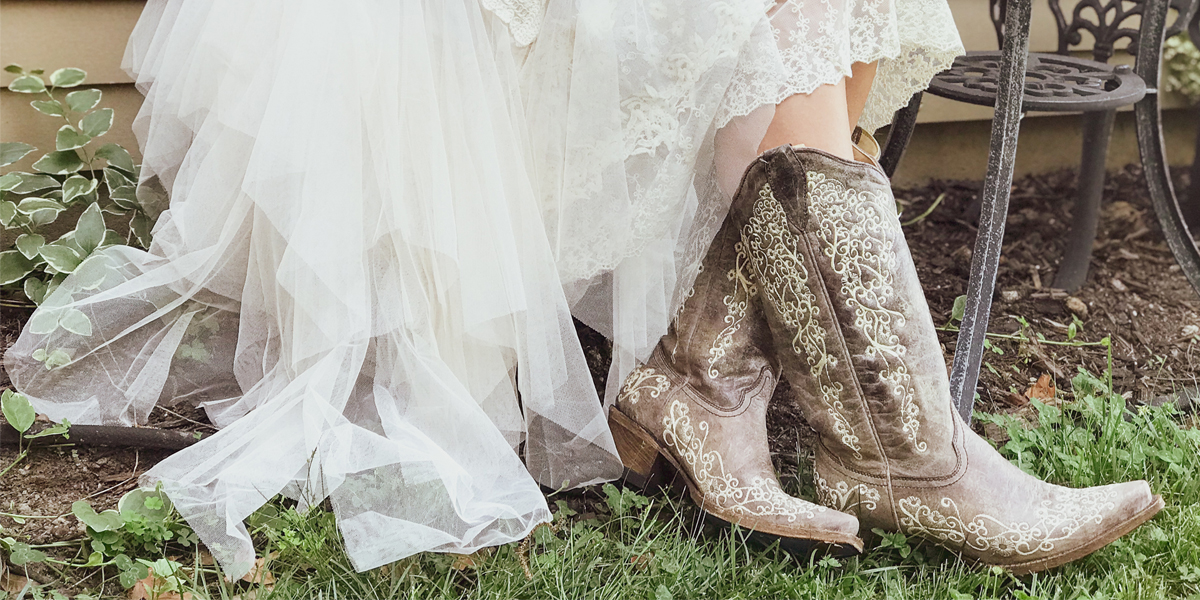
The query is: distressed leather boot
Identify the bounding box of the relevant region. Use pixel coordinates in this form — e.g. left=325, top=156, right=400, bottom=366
left=727, top=145, right=1163, bottom=574
left=608, top=216, right=863, bottom=554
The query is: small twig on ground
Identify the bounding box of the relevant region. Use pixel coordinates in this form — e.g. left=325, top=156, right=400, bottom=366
left=82, top=450, right=140, bottom=501
left=518, top=522, right=558, bottom=581
left=901, top=193, right=946, bottom=227
left=153, top=406, right=218, bottom=431
left=0, top=424, right=203, bottom=450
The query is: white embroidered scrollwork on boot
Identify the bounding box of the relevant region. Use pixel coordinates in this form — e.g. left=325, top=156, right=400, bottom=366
left=727, top=145, right=1164, bottom=574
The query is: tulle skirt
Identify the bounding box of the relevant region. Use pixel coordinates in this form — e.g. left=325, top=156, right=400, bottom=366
left=4, top=0, right=962, bottom=578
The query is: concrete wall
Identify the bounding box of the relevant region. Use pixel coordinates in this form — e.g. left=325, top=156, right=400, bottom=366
left=1, top=0, right=144, bottom=173
left=0, top=0, right=1196, bottom=186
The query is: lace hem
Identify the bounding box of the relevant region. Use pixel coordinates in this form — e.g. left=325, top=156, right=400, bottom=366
left=554, top=1, right=964, bottom=287
left=481, top=0, right=545, bottom=46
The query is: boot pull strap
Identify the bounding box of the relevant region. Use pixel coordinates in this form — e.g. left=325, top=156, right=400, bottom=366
left=765, top=148, right=809, bottom=231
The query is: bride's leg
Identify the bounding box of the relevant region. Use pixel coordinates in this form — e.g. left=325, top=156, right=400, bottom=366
left=757, top=79, right=853, bottom=158
left=729, top=56, right=1162, bottom=572
left=846, top=61, right=878, bottom=132
left=756, top=61, right=880, bottom=159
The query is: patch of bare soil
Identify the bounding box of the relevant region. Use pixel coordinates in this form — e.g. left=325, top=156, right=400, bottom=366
left=904, top=165, right=1200, bottom=407
left=2, top=165, right=1197, bottom=570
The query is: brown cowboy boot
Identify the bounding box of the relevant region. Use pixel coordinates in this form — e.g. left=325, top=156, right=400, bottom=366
left=607, top=215, right=863, bottom=554
left=727, top=145, right=1163, bottom=574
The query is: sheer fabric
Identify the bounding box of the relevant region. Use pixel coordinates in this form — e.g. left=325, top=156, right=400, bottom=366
left=528, top=0, right=963, bottom=402
left=4, top=0, right=961, bottom=578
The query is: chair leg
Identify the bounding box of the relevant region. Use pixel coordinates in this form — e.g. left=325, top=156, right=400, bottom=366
left=1053, top=109, right=1116, bottom=292
left=947, top=0, right=1034, bottom=425
left=1134, top=89, right=1200, bottom=302
left=880, top=92, right=923, bottom=179
left=1185, top=103, right=1200, bottom=231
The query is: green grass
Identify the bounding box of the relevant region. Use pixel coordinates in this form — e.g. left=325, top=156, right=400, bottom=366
left=10, top=368, right=1200, bottom=599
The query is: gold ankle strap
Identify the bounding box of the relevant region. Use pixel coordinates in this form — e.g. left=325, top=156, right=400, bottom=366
left=851, top=126, right=882, bottom=169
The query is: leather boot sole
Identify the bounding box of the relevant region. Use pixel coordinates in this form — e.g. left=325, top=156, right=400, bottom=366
left=1003, top=493, right=1165, bottom=575
left=608, top=407, right=865, bottom=556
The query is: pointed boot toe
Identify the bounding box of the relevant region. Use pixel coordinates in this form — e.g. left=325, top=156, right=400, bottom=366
left=820, top=432, right=1170, bottom=575
left=999, top=480, right=1164, bottom=575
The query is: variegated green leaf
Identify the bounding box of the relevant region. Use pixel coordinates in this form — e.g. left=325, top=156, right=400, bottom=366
left=62, top=175, right=99, bottom=204
left=75, top=203, right=106, bottom=254
left=8, top=75, right=46, bottom=93
left=66, top=88, right=102, bottom=112
left=30, top=100, right=65, bottom=117
left=49, top=68, right=86, bottom=88
left=0, top=200, right=16, bottom=225
left=32, top=150, right=84, bottom=175
left=59, top=308, right=93, bottom=336
left=0, top=250, right=36, bottom=285
left=24, top=277, right=48, bottom=305
left=29, top=208, right=62, bottom=227
left=131, top=211, right=154, bottom=247
left=55, top=125, right=91, bottom=151
left=39, top=244, right=83, bottom=274
left=11, top=172, right=60, bottom=194
left=0, top=142, right=36, bottom=167
left=96, top=144, right=134, bottom=173
left=15, top=198, right=64, bottom=214
left=79, top=108, right=114, bottom=138
left=15, top=234, right=45, bottom=260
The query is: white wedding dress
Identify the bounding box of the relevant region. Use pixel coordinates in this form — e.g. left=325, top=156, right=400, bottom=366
left=4, top=0, right=962, bottom=578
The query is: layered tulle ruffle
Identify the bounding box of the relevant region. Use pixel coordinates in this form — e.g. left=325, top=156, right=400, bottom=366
left=4, top=0, right=962, bottom=578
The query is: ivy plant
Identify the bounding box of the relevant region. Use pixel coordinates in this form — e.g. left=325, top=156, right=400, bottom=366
left=1165, top=33, right=1200, bottom=105
left=0, top=389, right=70, bottom=478
left=0, top=65, right=165, bottom=305
left=72, top=486, right=199, bottom=589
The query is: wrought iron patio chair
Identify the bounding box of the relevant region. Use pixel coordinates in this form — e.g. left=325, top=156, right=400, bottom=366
left=878, top=0, right=1200, bottom=423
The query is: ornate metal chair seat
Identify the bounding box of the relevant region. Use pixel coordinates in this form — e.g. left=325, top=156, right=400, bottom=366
left=878, top=0, right=1200, bottom=424
left=931, top=52, right=1146, bottom=111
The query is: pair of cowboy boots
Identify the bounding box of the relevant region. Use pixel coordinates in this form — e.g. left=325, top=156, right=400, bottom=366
left=609, top=140, right=1163, bottom=573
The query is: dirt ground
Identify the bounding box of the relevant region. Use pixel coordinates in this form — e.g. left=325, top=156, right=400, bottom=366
left=3, top=165, right=1199, bottom=570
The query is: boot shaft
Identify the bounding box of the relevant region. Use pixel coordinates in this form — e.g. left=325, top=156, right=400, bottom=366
left=660, top=216, right=779, bottom=412
left=728, top=146, right=960, bottom=479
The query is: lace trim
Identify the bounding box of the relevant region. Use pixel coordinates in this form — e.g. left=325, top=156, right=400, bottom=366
left=715, top=0, right=964, bottom=131
left=860, top=2, right=966, bottom=131
left=806, top=171, right=924, bottom=452
left=741, top=183, right=861, bottom=457
left=480, top=0, right=545, bottom=46
left=617, top=365, right=671, bottom=406
left=554, top=1, right=963, bottom=285
left=897, top=488, right=1119, bottom=558
left=662, top=399, right=826, bottom=521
